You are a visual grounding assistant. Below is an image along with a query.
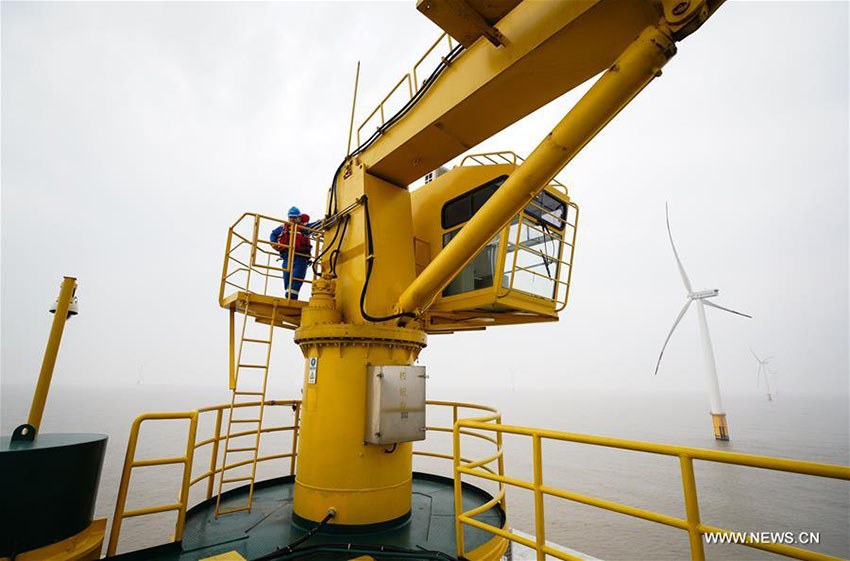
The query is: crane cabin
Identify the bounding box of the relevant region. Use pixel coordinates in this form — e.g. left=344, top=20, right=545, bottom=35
left=412, top=152, right=578, bottom=334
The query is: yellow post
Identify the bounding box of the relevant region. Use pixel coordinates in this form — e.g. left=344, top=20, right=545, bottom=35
left=27, top=276, right=77, bottom=433
left=453, top=420, right=465, bottom=557
left=679, top=456, right=706, bottom=561
left=532, top=435, right=545, bottom=561
left=396, top=25, right=676, bottom=315
left=207, top=408, right=224, bottom=499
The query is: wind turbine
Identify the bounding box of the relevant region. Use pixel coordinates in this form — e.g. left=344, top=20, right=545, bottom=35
left=655, top=204, right=752, bottom=441
left=751, top=349, right=775, bottom=402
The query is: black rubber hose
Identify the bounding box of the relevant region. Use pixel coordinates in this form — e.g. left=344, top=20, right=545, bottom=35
left=359, top=196, right=416, bottom=323
left=254, top=542, right=459, bottom=561
left=252, top=509, right=336, bottom=561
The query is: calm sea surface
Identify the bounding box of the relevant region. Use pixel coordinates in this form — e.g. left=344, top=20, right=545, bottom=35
left=2, top=384, right=848, bottom=560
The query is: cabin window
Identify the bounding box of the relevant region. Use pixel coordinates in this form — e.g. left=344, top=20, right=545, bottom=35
left=442, top=229, right=501, bottom=297
left=441, top=175, right=508, bottom=230
left=502, top=215, right=563, bottom=299
left=526, top=190, right=567, bottom=230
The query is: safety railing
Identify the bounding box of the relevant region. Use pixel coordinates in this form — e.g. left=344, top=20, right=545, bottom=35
left=452, top=420, right=850, bottom=561
left=460, top=151, right=569, bottom=196
left=414, top=401, right=505, bottom=504
left=107, top=412, right=198, bottom=557
left=501, top=202, right=579, bottom=312
left=220, top=212, right=324, bottom=309
left=356, top=32, right=455, bottom=146
left=108, top=400, right=300, bottom=556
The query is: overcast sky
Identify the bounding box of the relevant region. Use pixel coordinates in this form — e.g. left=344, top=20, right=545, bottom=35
left=1, top=1, right=847, bottom=406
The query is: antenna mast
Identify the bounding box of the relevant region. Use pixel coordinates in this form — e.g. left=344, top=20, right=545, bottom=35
left=346, top=61, right=361, bottom=157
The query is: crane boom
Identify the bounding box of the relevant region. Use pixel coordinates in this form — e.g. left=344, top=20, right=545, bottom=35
left=357, top=0, right=721, bottom=187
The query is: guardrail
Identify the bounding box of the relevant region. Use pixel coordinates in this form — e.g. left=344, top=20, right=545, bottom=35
left=452, top=420, right=850, bottom=561
left=356, top=32, right=455, bottom=146
left=219, top=212, right=324, bottom=308
left=108, top=400, right=300, bottom=556
left=414, top=400, right=505, bottom=514
left=107, top=412, right=198, bottom=557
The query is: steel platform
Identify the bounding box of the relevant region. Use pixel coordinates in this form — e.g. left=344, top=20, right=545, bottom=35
left=107, top=472, right=505, bottom=561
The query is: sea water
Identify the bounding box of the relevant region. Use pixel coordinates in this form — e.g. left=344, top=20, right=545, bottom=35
left=1, top=384, right=847, bottom=560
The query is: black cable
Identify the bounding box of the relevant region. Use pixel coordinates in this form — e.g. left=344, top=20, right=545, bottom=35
left=328, top=214, right=350, bottom=277
left=252, top=510, right=336, bottom=561
left=310, top=214, right=344, bottom=276
left=360, top=196, right=417, bottom=323
left=384, top=443, right=397, bottom=454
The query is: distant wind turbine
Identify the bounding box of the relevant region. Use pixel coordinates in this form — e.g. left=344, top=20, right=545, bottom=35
left=751, top=349, right=775, bottom=402
left=655, top=204, right=752, bottom=441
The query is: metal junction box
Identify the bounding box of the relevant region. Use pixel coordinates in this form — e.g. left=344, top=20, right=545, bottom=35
left=365, top=365, right=426, bottom=445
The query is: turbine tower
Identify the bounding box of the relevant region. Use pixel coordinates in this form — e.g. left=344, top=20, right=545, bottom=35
left=655, top=204, right=751, bottom=441
left=751, top=349, right=776, bottom=402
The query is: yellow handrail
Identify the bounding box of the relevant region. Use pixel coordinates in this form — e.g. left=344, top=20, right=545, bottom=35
left=453, top=419, right=850, bottom=561
left=219, top=212, right=324, bottom=310
left=413, top=400, right=507, bottom=519
left=107, top=411, right=198, bottom=557
left=108, top=400, right=301, bottom=556
left=355, top=31, right=455, bottom=147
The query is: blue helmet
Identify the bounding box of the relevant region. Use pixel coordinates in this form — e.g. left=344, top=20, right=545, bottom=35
left=288, top=206, right=301, bottom=218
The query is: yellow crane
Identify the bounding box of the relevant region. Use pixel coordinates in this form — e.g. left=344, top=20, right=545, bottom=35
left=8, top=2, right=850, bottom=561
left=273, top=0, right=722, bottom=529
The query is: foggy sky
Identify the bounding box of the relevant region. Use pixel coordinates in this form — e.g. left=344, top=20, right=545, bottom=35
left=1, top=1, right=847, bottom=407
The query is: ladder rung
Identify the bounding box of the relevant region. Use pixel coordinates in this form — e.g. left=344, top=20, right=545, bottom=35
left=222, top=476, right=253, bottom=484
left=226, top=446, right=258, bottom=453
left=231, top=418, right=261, bottom=423
left=237, top=364, right=267, bottom=369
left=217, top=505, right=251, bottom=515
left=234, top=391, right=264, bottom=396
left=243, top=338, right=271, bottom=344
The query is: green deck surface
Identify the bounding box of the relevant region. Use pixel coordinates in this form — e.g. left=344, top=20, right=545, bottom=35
left=108, top=472, right=505, bottom=561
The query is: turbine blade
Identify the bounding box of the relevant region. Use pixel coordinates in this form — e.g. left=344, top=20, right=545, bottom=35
left=756, top=365, right=760, bottom=387
left=654, top=300, right=693, bottom=376
left=703, top=299, right=752, bottom=319
left=764, top=356, right=775, bottom=361
left=666, top=203, right=693, bottom=293
left=750, top=347, right=761, bottom=362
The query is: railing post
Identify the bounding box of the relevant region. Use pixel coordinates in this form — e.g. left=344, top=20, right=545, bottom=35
left=107, top=416, right=143, bottom=556
left=175, top=412, right=199, bottom=543
left=496, top=414, right=506, bottom=511
left=532, top=434, right=546, bottom=561
left=248, top=215, right=260, bottom=293
left=680, top=456, right=706, bottom=561
left=207, top=408, right=224, bottom=500
left=290, top=403, right=301, bottom=476
left=453, top=419, right=465, bottom=558
left=228, top=309, right=236, bottom=390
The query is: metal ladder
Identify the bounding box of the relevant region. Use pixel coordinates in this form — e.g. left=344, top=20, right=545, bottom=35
left=215, top=297, right=278, bottom=517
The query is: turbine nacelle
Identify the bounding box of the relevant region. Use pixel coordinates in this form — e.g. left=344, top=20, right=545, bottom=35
left=688, top=289, right=719, bottom=300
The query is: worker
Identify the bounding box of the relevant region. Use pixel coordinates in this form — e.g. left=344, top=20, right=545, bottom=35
left=270, top=207, right=312, bottom=299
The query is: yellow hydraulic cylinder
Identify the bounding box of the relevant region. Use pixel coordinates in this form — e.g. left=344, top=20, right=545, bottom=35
left=396, top=25, right=676, bottom=316
left=27, top=276, right=77, bottom=433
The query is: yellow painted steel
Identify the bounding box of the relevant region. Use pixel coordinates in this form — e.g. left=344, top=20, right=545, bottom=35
left=452, top=419, right=850, bottom=561
left=27, top=276, right=76, bottom=432
left=397, top=24, right=676, bottom=316
left=359, top=0, right=679, bottom=185
left=0, top=519, right=106, bottom=561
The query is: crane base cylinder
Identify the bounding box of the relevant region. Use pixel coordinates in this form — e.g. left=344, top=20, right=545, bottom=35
left=292, top=323, right=427, bottom=526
